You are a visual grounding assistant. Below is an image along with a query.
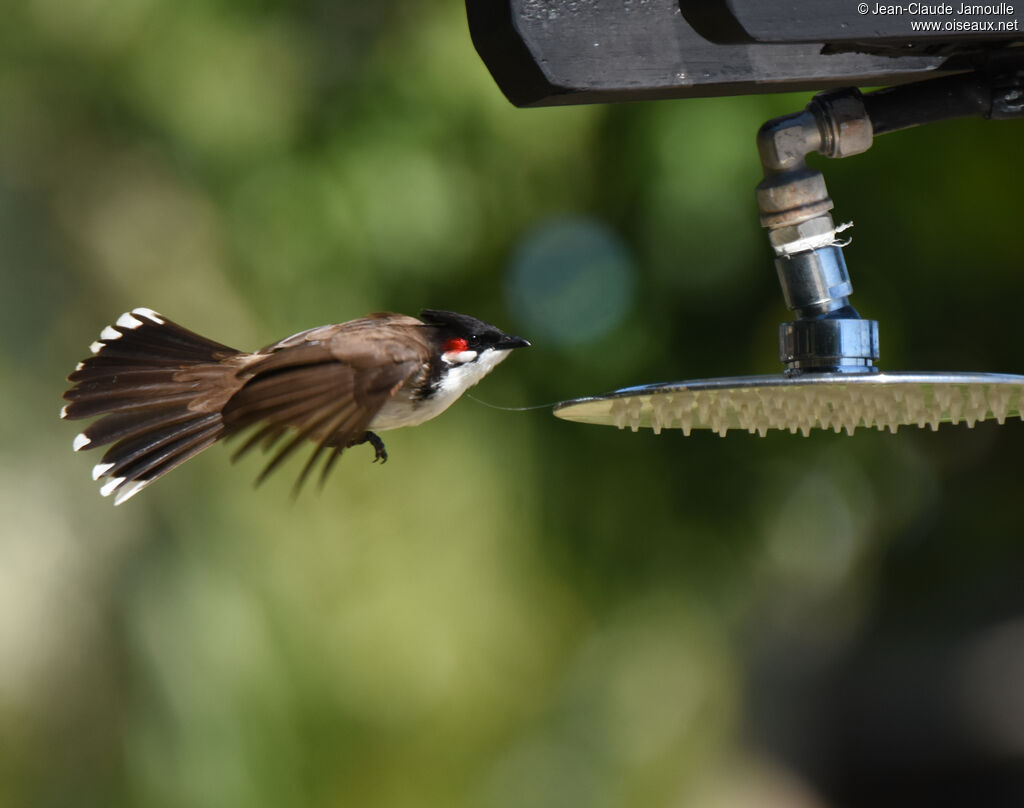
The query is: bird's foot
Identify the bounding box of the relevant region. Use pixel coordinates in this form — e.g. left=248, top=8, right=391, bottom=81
left=348, top=431, right=388, bottom=464
left=367, top=432, right=388, bottom=463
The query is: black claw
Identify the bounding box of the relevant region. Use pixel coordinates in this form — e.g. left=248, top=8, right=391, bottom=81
left=367, top=432, right=388, bottom=464
left=347, top=431, right=387, bottom=464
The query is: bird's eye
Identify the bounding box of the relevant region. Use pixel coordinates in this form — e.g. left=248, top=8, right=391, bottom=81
left=443, top=338, right=469, bottom=353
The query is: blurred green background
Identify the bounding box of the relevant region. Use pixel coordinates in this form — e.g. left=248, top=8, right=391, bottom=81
left=3, top=1, right=1024, bottom=806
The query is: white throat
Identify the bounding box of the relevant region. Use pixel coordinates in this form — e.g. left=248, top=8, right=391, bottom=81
left=369, top=348, right=511, bottom=431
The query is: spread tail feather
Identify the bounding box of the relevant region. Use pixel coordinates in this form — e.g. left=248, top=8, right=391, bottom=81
left=61, top=308, right=245, bottom=504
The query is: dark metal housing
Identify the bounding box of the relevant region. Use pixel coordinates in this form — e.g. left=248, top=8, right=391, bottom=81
left=466, top=0, right=1024, bottom=106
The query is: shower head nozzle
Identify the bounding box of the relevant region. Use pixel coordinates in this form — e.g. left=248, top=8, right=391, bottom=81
left=553, top=373, right=1024, bottom=437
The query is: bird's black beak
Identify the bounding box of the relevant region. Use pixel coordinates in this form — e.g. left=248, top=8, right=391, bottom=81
left=498, top=334, right=530, bottom=350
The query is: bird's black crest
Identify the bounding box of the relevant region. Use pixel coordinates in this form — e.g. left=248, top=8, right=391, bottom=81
left=418, top=309, right=505, bottom=339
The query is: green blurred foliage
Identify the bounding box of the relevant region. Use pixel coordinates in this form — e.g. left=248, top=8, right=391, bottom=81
left=2, top=1, right=1023, bottom=806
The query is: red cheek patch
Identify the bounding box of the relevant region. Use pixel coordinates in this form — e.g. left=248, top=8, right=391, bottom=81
left=443, top=338, right=469, bottom=353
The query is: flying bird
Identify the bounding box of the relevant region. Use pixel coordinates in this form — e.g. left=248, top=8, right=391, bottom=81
left=61, top=307, right=529, bottom=504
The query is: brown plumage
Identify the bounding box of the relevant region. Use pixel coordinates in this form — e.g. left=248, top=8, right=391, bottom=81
left=61, top=307, right=528, bottom=504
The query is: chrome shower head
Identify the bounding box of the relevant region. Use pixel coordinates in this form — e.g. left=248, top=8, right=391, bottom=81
left=554, top=373, right=1024, bottom=436
left=554, top=81, right=1024, bottom=437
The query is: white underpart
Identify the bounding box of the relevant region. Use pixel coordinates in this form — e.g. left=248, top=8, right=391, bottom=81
left=73, top=433, right=91, bottom=451
left=370, top=347, right=512, bottom=430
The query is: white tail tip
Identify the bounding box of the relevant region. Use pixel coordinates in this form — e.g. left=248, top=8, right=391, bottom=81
left=92, top=462, right=115, bottom=481
left=114, top=479, right=151, bottom=505
left=116, top=312, right=144, bottom=329
left=99, top=476, right=125, bottom=497
left=131, top=307, right=164, bottom=324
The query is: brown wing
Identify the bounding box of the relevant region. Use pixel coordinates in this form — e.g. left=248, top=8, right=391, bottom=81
left=222, top=315, right=426, bottom=489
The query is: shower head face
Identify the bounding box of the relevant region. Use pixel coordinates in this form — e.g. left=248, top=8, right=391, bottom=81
left=553, top=373, right=1024, bottom=437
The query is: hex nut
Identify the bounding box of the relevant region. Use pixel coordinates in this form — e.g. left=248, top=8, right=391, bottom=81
left=812, top=89, right=873, bottom=158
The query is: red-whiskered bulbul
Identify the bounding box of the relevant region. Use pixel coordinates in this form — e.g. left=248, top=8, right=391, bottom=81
left=61, top=308, right=530, bottom=504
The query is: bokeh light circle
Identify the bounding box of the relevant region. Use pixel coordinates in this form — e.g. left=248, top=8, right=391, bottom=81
left=505, top=216, right=636, bottom=347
